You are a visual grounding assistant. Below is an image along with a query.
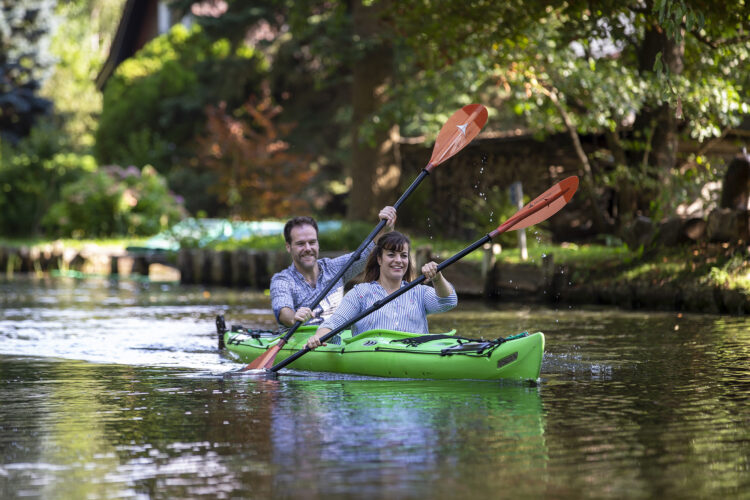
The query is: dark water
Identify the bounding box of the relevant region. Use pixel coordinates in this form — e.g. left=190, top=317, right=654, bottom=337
left=1, top=276, right=748, bottom=499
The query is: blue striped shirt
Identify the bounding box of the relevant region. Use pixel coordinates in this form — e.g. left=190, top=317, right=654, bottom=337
left=318, top=280, right=457, bottom=335
left=270, top=242, right=375, bottom=324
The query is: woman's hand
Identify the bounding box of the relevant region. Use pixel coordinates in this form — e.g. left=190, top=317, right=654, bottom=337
left=306, top=328, right=330, bottom=350
left=422, top=261, right=453, bottom=297
left=422, top=261, right=441, bottom=282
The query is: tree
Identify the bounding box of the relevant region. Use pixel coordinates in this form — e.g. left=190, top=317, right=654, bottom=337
left=95, top=23, right=267, bottom=214
left=42, top=0, right=126, bottom=151
left=348, top=0, right=398, bottom=221
left=162, top=1, right=748, bottom=231
left=391, top=0, right=749, bottom=232
left=195, top=90, right=313, bottom=218
left=0, top=0, right=54, bottom=143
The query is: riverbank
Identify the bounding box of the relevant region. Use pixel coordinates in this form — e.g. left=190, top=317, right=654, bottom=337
left=1, top=239, right=747, bottom=314
left=546, top=243, right=750, bottom=315
left=425, top=241, right=750, bottom=315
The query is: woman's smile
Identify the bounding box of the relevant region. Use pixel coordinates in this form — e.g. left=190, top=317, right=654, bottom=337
left=378, top=246, right=409, bottom=281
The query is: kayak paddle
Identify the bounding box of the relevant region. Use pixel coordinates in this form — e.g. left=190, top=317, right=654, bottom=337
left=269, top=176, right=579, bottom=373
left=241, top=104, right=489, bottom=371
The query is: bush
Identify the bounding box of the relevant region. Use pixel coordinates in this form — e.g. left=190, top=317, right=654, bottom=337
left=42, top=165, right=186, bottom=237
left=0, top=124, right=90, bottom=236
left=95, top=23, right=266, bottom=210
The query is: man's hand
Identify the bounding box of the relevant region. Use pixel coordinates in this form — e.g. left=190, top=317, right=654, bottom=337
left=379, top=206, right=397, bottom=232
left=293, top=307, right=316, bottom=324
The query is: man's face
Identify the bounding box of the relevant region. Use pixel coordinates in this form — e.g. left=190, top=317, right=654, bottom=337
left=286, top=224, right=319, bottom=273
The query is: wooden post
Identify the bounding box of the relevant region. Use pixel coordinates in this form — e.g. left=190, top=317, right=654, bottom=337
left=482, top=243, right=501, bottom=297
left=510, top=181, right=528, bottom=260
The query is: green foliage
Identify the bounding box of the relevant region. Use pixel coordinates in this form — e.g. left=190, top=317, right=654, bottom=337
left=459, top=184, right=520, bottom=247
left=705, top=249, right=750, bottom=290
left=42, top=165, right=186, bottom=237
left=211, top=220, right=375, bottom=252
left=0, top=123, right=89, bottom=236
left=316, top=221, right=374, bottom=250
left=383, top=0, right=749, bottom=234
left=42, top=0, right=126, bottom=151
left=212, top=233, right=285, bottom=251
left=95, top=23, right=267, bottom=178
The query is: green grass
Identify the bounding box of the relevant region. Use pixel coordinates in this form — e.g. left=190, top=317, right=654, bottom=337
left=0, top=236, right=149, bottom=250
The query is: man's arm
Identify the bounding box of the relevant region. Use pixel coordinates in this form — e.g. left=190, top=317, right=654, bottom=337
left=270, top=274, right=298, bottom=326
left=277, top=307, right=296, bottom=327
left=373, top=205, right=397, bottom=243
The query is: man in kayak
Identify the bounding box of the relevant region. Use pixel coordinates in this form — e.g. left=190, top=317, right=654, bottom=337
left=305, top=230, right=456, bottom=348
left=270, top=206, right=397, bottom=327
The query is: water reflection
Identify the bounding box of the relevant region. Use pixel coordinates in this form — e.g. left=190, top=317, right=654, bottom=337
left=268, top=380, right=546, bottom=498
left=1, top=358, right=546, bottom=499
left=1, top=276, right=748, bottom=499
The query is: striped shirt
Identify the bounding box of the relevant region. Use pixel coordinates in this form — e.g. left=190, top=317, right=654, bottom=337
left=270, top=242, right=375, bottom=324
left=318, top=280, right=457, bottom=336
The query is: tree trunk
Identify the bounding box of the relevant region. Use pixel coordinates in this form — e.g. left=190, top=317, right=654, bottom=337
left=625, top=23, right=684, bottom=221
left=348, top=0, right=398, bottom=221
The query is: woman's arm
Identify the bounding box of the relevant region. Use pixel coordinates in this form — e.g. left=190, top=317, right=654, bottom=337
left=421, top=261, right=453, bottom=297
left=305, top=285, right=365, bottom=349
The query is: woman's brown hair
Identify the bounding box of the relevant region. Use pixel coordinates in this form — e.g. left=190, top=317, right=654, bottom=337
left=363, top=231, right=415, bottom=282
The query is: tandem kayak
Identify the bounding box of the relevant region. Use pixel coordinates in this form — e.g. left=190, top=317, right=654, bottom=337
left=217, top=317, right=544, bottom=381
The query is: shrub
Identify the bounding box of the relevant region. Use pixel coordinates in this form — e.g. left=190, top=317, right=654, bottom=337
left=95, top=23, right=266, bottom=213
left=0, top=124, right=89, bottom=236
left=195, top=94, right=313, bottom=219
left=42, top=165, right=186, bottom=237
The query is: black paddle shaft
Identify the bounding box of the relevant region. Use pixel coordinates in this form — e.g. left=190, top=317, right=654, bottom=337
left=274, top=168, right=432, bottom=345
left=269, top=232, right=492, bottom=372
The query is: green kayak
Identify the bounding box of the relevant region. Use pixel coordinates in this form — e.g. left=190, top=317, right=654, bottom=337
left=219, top=321, right=544, bottom=381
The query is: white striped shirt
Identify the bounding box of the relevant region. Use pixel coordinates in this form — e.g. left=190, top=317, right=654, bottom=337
left=318, top=280, right=457, bottom=335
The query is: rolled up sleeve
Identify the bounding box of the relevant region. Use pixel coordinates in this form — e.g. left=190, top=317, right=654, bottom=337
left=270, top=274, right=294, bottom=322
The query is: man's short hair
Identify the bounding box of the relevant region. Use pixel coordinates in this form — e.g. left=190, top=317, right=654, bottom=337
left=283, top=216, right=319, bottom=243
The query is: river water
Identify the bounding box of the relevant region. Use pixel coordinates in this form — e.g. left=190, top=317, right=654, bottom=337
left=1, top=276, right=748, bottom=499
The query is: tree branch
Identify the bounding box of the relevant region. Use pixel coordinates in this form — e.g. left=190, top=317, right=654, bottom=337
left=536, top=83, right=609, bottom=232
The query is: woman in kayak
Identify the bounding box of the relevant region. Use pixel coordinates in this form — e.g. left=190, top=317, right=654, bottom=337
left=306, top=231, right=457, bottom=349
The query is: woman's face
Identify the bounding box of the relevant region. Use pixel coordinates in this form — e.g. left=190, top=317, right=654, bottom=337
left=377, top=244, right=409, bottom=281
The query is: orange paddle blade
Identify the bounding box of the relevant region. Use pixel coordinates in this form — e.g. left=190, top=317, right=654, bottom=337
left=492, top=176, right=579, bottom=235
left=242, top=342, right=284, bottom=371
left=427, top=104, right=488, bottom=171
